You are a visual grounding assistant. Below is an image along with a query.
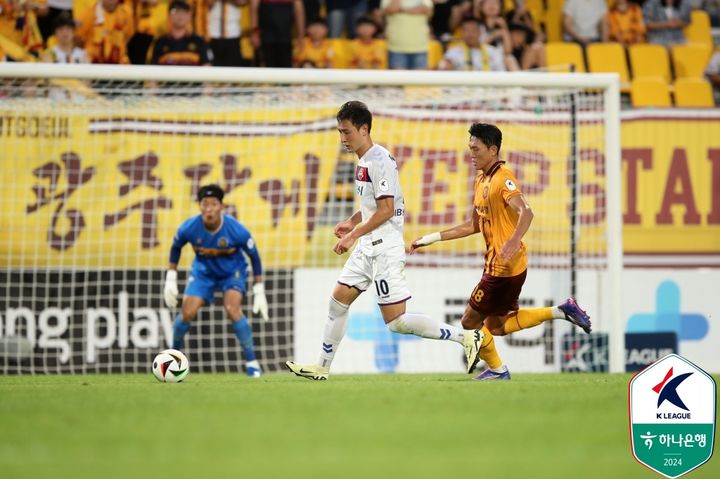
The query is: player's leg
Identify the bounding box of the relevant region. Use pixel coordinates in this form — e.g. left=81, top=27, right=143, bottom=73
left=376, top=246, right=483, bottom=374
left=463, top=274, right=514, bottom=380
left=459, top=304, right=500, bottom=371
left=221, top=275, right=262, bottom=377
left=498, top=301, right=591, bottom=334
left=286, top=249, right=366, bottom=380
left=173, top=295, right=204, bottom=350
left=173, top=271, right=213, bottom=350
left=490, top=271, right=591, bottom=335
left=319, top=282, right=362, bottom=366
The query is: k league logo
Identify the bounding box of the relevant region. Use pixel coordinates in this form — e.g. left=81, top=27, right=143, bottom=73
left=629, top=354, right=716, bottom=478
left=653, top=367, right=692, bottom=415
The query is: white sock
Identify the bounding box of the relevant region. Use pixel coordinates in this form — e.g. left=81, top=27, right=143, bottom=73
left=386, top=312, right=466, bottom=344
left=552, top=306, right=563, bottom=318
left=318, top=297, right=350, bottom=369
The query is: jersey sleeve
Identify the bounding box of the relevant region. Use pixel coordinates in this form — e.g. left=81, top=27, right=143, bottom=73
left=236, top=223, right=263, bottom=276
left=499, top=169, right=523, bottom=205
left=169, top=221, right=189, bottom=264
left=370, top=155, right=399, bottom=200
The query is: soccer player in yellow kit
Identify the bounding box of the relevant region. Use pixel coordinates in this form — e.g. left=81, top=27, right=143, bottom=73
left=411, top=123, right=592, bottom=380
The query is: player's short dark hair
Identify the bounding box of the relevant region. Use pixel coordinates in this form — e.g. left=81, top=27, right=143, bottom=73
left=52, top=12, right=75, bottom=31
left=461, top=16, right=480, bottom=27
left=468, top=123, right=502, bottom=153
left=337, top=101, right=372, bottom=133
left=197, top=184, right=224, bottom=203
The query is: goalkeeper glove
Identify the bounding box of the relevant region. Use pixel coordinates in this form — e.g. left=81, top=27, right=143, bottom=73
left=252, top=282, right=270, bottom=322
left=163, top=270, right=179, bottom=308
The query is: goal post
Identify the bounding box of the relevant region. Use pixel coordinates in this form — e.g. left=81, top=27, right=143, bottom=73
left=0, top=63, right=623, bottom=374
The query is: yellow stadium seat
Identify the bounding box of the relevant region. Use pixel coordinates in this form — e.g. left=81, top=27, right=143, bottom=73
left=631, top=77, right=672, bottom=107
left=673, top=78, right=715, bottom=107
left=628, top=44, right=671, bottom=83
left=427, top=39, right=444, bottom=70
left=543, top=4, right=563, bottom=43
left=587, top=42, right=630, bottom=91
left=684, top=10, right=712, bottom=48
left=525, top=0, right=545, bottom=26
left=329, top=39, right=351, bottom=69
left=546, top=42, right=585, bottom=72
left=671, top=43, right=712, bottom=79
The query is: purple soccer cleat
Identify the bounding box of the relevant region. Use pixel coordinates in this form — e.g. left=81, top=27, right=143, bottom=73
left=473, top=366, right=511, bottom=381
left=559, top=298, right=592, bottom=334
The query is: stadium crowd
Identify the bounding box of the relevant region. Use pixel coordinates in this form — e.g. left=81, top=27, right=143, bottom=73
left=0, top=0, right=718, bottom=104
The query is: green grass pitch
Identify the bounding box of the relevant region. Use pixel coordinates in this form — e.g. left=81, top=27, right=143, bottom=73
left=1, top=373, right=717, bottom=479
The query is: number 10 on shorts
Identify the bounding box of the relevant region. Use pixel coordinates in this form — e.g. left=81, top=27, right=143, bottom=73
left=375, top=279, right=389, bottom=297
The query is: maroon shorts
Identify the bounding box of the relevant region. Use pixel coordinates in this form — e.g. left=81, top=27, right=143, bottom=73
left=468, top=270, right=527, bottom=317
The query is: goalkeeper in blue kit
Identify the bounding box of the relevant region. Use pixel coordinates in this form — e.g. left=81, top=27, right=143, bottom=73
left=163, top=184, right=270, bottom=377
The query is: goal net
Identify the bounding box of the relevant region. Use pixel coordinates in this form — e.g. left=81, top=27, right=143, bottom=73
left=0, top=64, right=622, bottom=374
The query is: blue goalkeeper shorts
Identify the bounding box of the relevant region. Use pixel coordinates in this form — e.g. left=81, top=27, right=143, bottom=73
left=184, top=269, right=247, bottom=305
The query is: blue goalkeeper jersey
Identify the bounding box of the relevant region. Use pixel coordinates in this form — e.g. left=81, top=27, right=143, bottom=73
left=169, top=214, right=262, bottom=279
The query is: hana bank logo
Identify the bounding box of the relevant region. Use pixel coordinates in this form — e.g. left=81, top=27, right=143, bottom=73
left=653, top=367, right=693, bottom=413
left=626, top=280, right=709, bottom=342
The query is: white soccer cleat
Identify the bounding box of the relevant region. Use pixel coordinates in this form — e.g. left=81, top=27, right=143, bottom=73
left=463, top=329, right=484, bottom=374
left=286, top=361, right=329, bottom=381
left=245, top=359, right=262, bottom=378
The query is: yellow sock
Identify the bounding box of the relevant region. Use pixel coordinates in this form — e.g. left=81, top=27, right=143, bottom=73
left=479, top=326, right=503, bottom=370
left=503, top=308, right=554, bottom=335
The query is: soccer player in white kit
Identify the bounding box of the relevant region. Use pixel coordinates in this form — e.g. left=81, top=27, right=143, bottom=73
left=286, top=101, right=483, bottom=380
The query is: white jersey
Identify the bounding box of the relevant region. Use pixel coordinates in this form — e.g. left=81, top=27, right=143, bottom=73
left=354, top=144, right=405, bottom=256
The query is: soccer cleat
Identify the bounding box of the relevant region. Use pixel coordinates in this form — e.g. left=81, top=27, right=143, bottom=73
left=245, top=360, right=262, bottom=378
left=474, top=365, right=511, bottom=381
left=463, top=329, right=483, bottom=374
left=286, top=361, right=329, bottom=381
left=559, top=298, right=592, bottom=334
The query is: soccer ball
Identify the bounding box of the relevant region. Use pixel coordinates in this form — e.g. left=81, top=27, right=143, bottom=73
left=152, top=349, right=189, bottom=383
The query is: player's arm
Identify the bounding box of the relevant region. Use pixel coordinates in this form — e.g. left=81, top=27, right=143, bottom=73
left=333, top=197, right=394, bottom=255
left=499, top=194, right=534, bottom=260
left=334, top=210, right=362, bottom=238
left=410, top=205, right=480, bottom=253
left=239, top=228, right=270, bottom=321
left=164, top=228, right=188, bottom=308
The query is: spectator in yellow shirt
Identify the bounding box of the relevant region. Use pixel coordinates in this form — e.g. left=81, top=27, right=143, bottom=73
left=607, top=0, right=646, bottom=46
left=294, top=18, right=334, bottom=68
left=76, top=0, right=134, bottom=64
left=349, top=16, right=387, bottom=69
left=381, top=0, right=433, bottom=70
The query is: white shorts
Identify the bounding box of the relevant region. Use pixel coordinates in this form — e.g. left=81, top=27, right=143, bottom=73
left=337, top=245, right=411, bottom=305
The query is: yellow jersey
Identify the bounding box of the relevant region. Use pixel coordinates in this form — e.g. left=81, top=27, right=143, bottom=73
left=473, top=161, right=527, bottom=277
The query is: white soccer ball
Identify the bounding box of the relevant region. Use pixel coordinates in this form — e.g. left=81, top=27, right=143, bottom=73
left=152, top=349, right=189, bottom=383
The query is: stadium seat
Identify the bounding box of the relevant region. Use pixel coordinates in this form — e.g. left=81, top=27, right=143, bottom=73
left=631, top=77, right=672, bottom=107
left=683, top=10, right=713, bottom=48
left=671, top=43, right=712, bottom=79
left=427, top=39, right=444, bottom=70
left=546, top=42, right=586, bottom=72
left=329, top=39, right=351, bottom=69
left=628, top=44, right=671, bottom=83
left=543, top=1, right=564, bottom=43
left=525, top=0, right=545, bottom=25
left=673, top=78, right=715, bottom=107
left=586, top=43, right=630, bottom=91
